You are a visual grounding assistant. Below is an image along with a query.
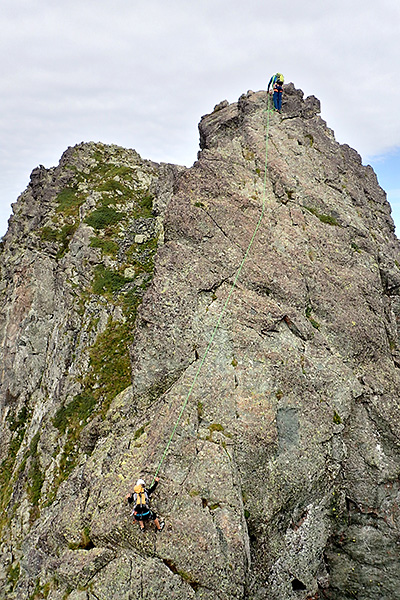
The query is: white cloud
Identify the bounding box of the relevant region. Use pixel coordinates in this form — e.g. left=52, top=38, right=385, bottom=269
left=1, top=0, right=400, bottom=236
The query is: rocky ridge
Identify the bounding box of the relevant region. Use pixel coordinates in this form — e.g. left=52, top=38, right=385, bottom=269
left=0, top=84, right=400, bottom=599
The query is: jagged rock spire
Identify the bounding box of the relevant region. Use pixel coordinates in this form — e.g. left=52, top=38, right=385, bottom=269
left=1, top=87, right=399, bottom=599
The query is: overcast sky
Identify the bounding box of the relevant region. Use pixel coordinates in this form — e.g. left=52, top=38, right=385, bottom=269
left=1, top=0, right=400, bottom=238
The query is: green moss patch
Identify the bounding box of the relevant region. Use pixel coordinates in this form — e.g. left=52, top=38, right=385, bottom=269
left=304, top=206, right=340, bottom=226
left=56, top=187, right=84, bottom=217
left=7, top=562, right=20, bottom=592
left=50, top=440, right=79, bottom=501
left=87, top=318, right=133, bottom=412
left=89, top=236, right=119, bottom=257
left=68, top=526, right=94, bottom=550
left=305, top=133, right=314, bottom=146
left=209, top=423, right=224, bottom=434
left=197, top=401, right=204, bottom=419
left=85, top=206, right=126, bottom=230
left=120, top=289, right=142, bottom=323
left=49, top=318, right=134, bottom=498
left=27, top=433, right=45, bottom=509
left=0, top=406, right=31, bottom=532
left=40, top=223, right=78, bottom=259
left=49, top=392, right=97, bottom=502
left=97, top=179, right=128, bottom=194
left=333, top=411, right=342, bottom=425
left=126, top=236, right=158, bottom=275
left=350, top=241, right=361, bottom=252
left=53, top=392, right=98, bottom=435
left=305, top=305, right=321, bottom=330
left=7, top=405, right=29, bottom=431
left=133, top=191, right=154, bottom=218
left=90, top=158, right=136, bottom=182
left=28, top=577, right=50, bottom=600
left=92, top=265, right=134, bottom=296
left=134, top=423, right=149, bottom=441
left=206, top=423, right=232, bottom=441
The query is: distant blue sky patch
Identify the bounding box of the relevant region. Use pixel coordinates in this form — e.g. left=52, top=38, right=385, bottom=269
left=369, top=149, right=400, bottom=233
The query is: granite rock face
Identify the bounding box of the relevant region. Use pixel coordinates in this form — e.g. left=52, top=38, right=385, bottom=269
left=1, top=84, right=400, bottom=599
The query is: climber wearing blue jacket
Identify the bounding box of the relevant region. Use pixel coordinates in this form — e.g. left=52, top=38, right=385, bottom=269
left=267, top=72, right=284, bottom=92
left=267, top=73, right=284, bottom=112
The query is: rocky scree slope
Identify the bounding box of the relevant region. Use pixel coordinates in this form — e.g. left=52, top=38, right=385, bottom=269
left=1, top=84, right=400, bottom=600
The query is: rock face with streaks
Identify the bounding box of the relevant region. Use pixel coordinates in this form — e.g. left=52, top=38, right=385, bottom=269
left=1, top=84, right=400, bottom=600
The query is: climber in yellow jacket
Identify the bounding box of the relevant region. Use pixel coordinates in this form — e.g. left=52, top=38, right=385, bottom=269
left=126, top=477, right=165, bottom=532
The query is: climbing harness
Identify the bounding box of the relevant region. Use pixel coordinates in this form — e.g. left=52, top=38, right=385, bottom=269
left=151, top=91, right=274, bottom=485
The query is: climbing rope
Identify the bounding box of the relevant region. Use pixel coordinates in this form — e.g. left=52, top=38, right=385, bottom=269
left=151, top=90, right=274, bottom=484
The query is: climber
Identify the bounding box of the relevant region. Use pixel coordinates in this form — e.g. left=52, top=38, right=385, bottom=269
left=267, top=72, right=284, bottom=93
left=267, top=73, right=284, bottom=113
left=272, top=79, right=284, bottom=113
left=126, top=476, right=165, bottom=532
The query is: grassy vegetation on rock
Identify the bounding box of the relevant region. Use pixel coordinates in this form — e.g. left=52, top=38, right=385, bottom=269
left=27, top=432, right=45, bottom=519
left=56, top=186, right=85, bottom=217
left=89, top=236, right=119, bottom=257
left=84, top=206, right=126, bottom=230
left=0, top=406, right=31, bottom=532
left=40, top=144, right=160, bottom=504
left=304, top=205, right=340, bottom=226
left=40, top=223, right=78, bottom=259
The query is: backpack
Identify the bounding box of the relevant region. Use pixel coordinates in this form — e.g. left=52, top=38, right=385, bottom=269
left=276, top=73, right=284, bottom=84
left=133, top=484, right=149, bottom=510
